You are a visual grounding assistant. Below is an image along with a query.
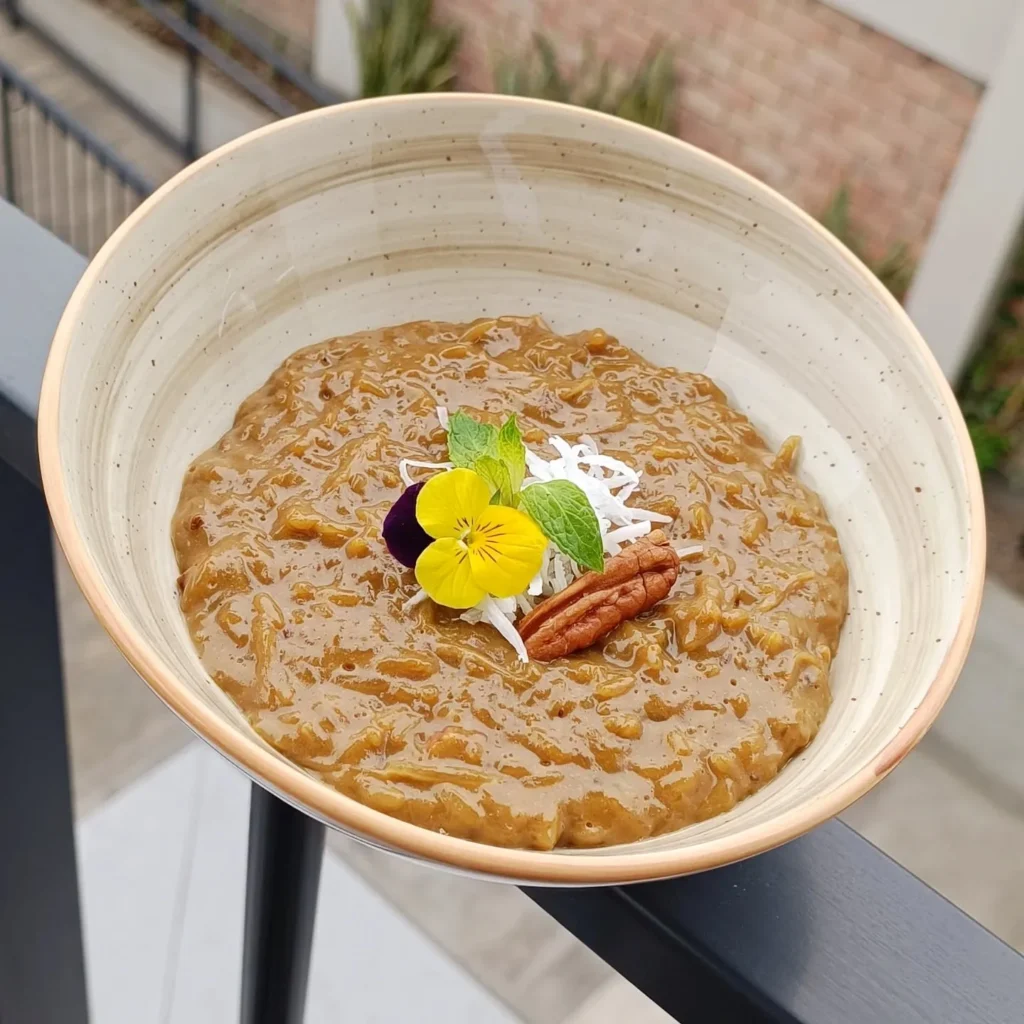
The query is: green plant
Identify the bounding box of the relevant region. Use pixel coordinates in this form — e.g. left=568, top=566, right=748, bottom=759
left=493, top=34, right=678, bottom=134
left=958, top=239, right=1024, bottom=473
left=350, top=0, right=461, bottom=97
left=818, top=184, right=914, bottom=301
left=968, top=421, right=1012, bottom=472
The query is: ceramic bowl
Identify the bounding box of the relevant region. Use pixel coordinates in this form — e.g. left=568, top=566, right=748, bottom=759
left=39, top=95, right=984, bottom=884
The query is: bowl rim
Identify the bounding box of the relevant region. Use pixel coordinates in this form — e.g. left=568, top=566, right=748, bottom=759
left=38, top=93, right=986, bottom=884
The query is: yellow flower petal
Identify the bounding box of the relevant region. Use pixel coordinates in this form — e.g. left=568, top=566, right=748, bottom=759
left=416, top=468, right=492, bottom=540
left=415, top=538, right=486, bottom=609
left=467, top=505, right=547, bottom=598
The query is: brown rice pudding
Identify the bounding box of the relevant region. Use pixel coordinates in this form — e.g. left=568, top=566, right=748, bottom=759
left=172, top=316, right=848, bottom=849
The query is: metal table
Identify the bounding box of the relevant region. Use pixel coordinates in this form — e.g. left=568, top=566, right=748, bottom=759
left=2, top=199, right=1021, bottom=1024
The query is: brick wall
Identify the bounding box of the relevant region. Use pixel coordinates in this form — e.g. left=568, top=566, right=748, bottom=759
left=434, top=0, right=982, bottom=259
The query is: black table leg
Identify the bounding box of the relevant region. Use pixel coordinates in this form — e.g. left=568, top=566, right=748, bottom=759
left=0, top=460, right=89, bottom=1023
left=241, top=782, right=325, bottom=1024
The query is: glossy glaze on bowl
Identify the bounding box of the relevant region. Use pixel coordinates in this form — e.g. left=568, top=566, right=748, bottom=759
left=39, top=95, right=984, bottom=884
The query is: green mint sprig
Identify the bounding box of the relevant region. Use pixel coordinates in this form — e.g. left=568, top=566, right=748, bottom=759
left=496, top=414, right=526, bottom=493
left=446, top=409, right=524, bottom=506
left=519, top=480, right=604, bottom=572
left=474, top=455, right=515, bottom=507
left=446, top=409, right=500, bottom=469
left=445, top=409, right=605, bottom=572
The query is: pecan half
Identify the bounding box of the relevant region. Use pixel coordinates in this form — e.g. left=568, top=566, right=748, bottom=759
left=518, top=530, right=680, bottom=661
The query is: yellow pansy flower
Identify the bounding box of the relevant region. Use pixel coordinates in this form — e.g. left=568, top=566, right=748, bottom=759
left=414, top=468, right=546, bottom=608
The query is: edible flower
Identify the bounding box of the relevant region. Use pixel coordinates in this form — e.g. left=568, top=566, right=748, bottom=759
left=413, top=468, right=546, bottom=608
left=382, top=481, right=432, bottom=568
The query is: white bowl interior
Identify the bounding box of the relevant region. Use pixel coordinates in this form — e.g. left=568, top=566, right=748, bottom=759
left=52, top=97, right=976, bottom=867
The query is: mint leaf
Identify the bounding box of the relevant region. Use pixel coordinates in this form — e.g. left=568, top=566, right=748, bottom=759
left=496, top=414, right=526, bottom=493
left=447, top=409, right=497, bottom=468
left=475, top=455, right=515, bottom=507
left=447, top=410, right=529, bottom=506
left=520, top=480, right=604, bottom=572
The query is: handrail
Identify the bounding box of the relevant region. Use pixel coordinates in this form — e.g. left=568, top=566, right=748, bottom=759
left=4, top=1, right=186, bottom=156
left=176, top=0, right=340, bottom=109
left=136, top=0, right=300, bottom=121
left=0, top=60, right=153, bottom=197
left=0, top=57, right=153, bottom=255
left=2, top=0, right=344, bottom=166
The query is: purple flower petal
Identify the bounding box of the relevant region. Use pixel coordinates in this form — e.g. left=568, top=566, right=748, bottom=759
left=383, top=482, right=432, bottom=568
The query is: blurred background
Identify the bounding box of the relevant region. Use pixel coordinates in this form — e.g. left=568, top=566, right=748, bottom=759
left=1, top=1, right=1022, bottom=1020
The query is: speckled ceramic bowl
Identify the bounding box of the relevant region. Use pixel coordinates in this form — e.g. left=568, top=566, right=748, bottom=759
left=39, top=95, right=984, bottom=884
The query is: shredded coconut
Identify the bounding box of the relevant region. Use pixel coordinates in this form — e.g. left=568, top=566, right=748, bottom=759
left=552, top=553, right=570, bottom=593
left=399, top=458, right=452, bottom=487
left=604, top=521, right=653, bottom=554
left=460, top=596, right=529, bottom=662
left=404, top=588, right=430, bottom=611
left=521, top=436, right=673, bottom=556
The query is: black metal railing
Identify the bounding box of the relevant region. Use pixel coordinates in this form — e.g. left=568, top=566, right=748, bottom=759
left=0, top=60, right=153, bottom=256
left=4, top=0, right=341, bottom=164
left=153, top=0, right=338, bottom=109
left=141, top=0, right=342, bottom=160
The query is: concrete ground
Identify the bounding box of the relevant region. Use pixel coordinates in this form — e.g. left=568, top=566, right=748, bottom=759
left=985, top=475, right=1024, bottom=598
left=80, top=743, right=524, bottom=1024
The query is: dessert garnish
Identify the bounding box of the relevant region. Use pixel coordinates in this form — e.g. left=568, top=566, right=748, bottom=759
left=517, top=529, right=680, bottom=661
left=382, top=481, right=430, bottom=567
left=383, top=408, right=701, bottom=661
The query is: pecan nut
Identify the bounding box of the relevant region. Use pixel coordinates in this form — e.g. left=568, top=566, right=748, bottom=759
left=517, top=530, right=680, bottom=661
